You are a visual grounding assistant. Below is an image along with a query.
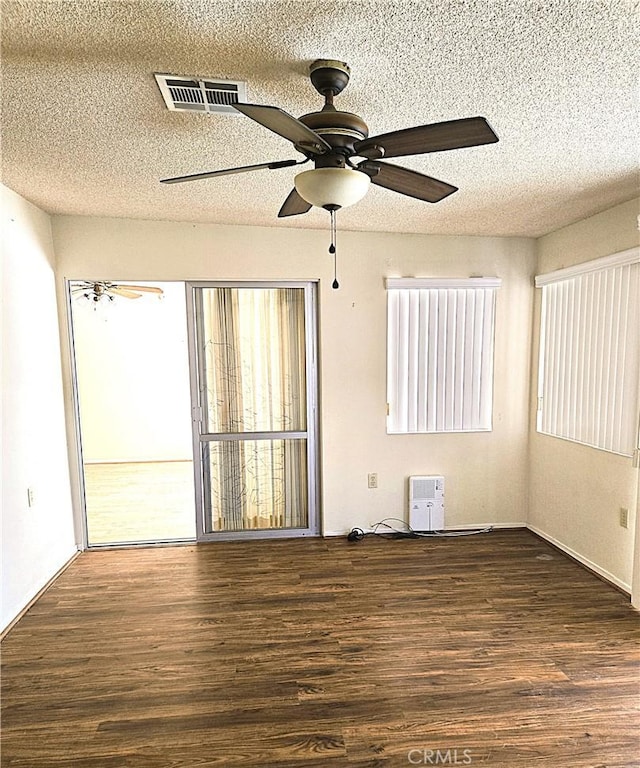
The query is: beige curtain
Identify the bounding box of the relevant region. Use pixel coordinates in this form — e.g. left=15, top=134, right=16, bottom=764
left=201, top=288, right=308, bottom=531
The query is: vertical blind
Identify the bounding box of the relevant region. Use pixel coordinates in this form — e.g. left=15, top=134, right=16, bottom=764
left=387, top=278, right=501, bottom=433
left=535, top=248, right=640, bottom=457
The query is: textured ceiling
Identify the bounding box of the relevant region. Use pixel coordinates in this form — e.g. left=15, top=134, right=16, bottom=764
left=1, top=0, right=638, bottom=238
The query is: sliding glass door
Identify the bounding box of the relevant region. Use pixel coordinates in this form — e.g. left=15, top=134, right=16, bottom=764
left=187, top=282, right=319, bottom=539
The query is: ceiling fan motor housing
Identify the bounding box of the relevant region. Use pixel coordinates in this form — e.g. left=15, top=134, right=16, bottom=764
left=298, top=110, right=369, bottom=155
left=299, top=59, right=369, bottom=157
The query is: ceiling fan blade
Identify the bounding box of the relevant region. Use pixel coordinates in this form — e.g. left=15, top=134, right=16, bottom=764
left=359, top=160, right=458, bottom=203
left=161, top=159, right=301, bottom=184
left=116, top=285, right=164, bottom=294
left=233, top=103, right=332, bottom=154
left=355, top=117, right=499, bottom=159
left=278, top=188, right=313, bottom=218
left=109, top=287, right=142, bottom=299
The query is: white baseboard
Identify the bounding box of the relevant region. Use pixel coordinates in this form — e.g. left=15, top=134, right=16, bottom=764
left=323, top=522, right=526, bottom=538
left=1, top=549, right=81, bottom=638
left=444, top=522, right=527, bottom=530
left=527, top=524, right=631, bottom=594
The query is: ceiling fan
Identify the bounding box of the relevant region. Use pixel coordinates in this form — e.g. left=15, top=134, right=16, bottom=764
left=160, top=59, right=499, bottom=216
left=71, top=281, right=164, bottom=303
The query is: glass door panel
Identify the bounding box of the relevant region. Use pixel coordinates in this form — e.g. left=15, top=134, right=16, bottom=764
left=203, top=438, right=308, bottom=532
left=201, top=287, right=307, bottom=433
left=188, top=282, right=318, bottom=540
left=69, top=280, right=196, bottom=546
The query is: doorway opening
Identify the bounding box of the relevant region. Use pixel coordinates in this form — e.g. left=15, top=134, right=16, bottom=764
left=69, top=280, right=196, bottom=546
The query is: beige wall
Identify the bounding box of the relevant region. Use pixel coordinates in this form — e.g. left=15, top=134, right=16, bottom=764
left=52, top=215, right=536, bottom=536
left=529, top=198, right=640, bottom=591
left=1, top=185, right=77, bottom=632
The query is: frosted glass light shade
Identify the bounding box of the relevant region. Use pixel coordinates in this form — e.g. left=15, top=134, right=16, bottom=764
left=294, top=168, right=370, bottom=209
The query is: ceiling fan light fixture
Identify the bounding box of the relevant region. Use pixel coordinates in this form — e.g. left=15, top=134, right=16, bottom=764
left=294, top=167, right=370, bottom=209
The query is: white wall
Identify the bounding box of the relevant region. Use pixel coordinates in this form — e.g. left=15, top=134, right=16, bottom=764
left=529, top=198, right=640, bottom=591
left=71, top=282, right=192, bottom=462
left=1, top=185, right=77, bottom=632
left=52, top=215, right=536, bottom=536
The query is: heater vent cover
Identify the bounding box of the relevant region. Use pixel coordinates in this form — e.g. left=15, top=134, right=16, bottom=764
left=154, top=74, right=247, bottom=114
left=409, top=475, right=445, bottom=532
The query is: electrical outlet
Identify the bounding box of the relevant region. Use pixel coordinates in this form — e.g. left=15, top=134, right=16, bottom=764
left=368, top=473, right=378, bottom=489
left=27, top=488, right=35, bottom=507
left=619, top=508, right=629, bottom=529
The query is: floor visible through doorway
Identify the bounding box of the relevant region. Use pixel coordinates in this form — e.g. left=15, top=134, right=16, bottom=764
left=83, top=460, right=195, bottom=544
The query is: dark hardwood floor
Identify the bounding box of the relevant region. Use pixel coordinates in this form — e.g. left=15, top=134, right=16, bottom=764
left=2, top=529, right=639, bottom=767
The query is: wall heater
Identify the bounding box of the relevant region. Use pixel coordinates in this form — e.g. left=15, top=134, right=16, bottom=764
left=409, top=475, right=445, bottom=531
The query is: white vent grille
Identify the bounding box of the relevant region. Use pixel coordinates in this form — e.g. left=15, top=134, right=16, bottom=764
left=154, top=73, right=247, bottom=114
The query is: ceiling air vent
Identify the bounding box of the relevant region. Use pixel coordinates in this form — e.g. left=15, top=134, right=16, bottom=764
left=154, top=73, right=247, bottom=115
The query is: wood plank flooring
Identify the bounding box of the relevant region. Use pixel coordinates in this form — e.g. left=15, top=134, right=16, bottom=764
left=2, top=530, right=639, bottom=767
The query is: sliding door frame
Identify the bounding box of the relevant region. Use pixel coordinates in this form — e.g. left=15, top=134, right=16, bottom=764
left=65, top=278, right=197, bottom=548
left=185, top=281, right=320, bottom=541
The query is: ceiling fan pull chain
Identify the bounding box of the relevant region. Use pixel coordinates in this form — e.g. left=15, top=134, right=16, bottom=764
left=329, top=208, right=339, bottom=289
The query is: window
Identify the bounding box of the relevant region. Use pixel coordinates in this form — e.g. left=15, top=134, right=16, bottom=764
left=535, top=248, right=640, bottom=456
left=386, top=278, right=501, bottom=434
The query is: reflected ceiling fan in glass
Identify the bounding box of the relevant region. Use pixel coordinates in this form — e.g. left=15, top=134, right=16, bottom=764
left=71, top=281, right=164, bottom=304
